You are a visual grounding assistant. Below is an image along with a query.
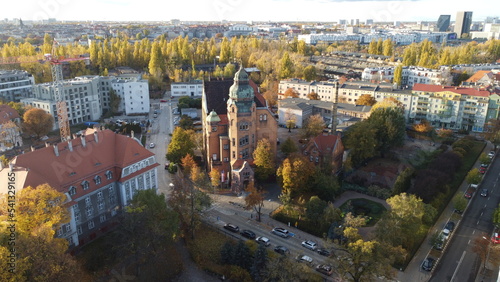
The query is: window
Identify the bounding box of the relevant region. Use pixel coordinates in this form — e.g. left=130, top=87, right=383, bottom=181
left=213, top=154, right=217, bottom=161
left=82, top=181, right=89, bottom=190
left=239, top=122, right=249, bottom=130
left=106, top=170, right=113, bottom=180
left=94, top=175, right=101, bottom=184
left=57, top=228, right=63, bottom=236
left=65, top=224, right=71, bottom=233
left=223, top=144, right=229, bottom=150
left=69, top=186, right=76, bottom=196
left=98, top=199, right=105, bottom=211
left=77, top=226, right=82, bottom=235
left=88, top=220, right=95, bottom=230
left=212, top=126, right=217, bottom=132
left=232, top=138, right=235, bottom=146
left=100, top=215, right=106, bottom=223
left=97, top=192, right=103, bottom=200
left=73, top=205, right=81, bottom=223
left=224, top=157, right=229, bottom=162
left=85, top=197, right=91, bottom=206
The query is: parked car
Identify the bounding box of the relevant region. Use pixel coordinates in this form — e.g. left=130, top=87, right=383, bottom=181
left=149, top=143, right=155, bottom=148
left=488, top=151, right=495, bottom=158
left=296, top=254, right=313, bottom=264
left=479, top=166, right=487, bottom=174
left=301, top=240, right=317, bottom=251
left=223, top=223, right=239, bottom=233
left=272, top=227, right=290, bottom=238
left=434, top=237, right=444, bottom=251
left=422, top=257, right=435, bottom=271
left=464, top=187, right=475, bottom=199
left=481, top=188, right=488, bottom=197
left=469, top=183, right=478, bottom=189
left=160, top=99, right=167, bottom=103
left=492, top=232, right=500, bottom=244
left=240, top=229, right=256, bottom=239
left=255, top=236, right=270, bottom=246
left=442, top=228, right=450, bottom=241
left=316, top=248, right=332, bottom=257
left=315, top=264, right=333, bottom=276
left=274, top=245, right=289, bottom=255
left=481, top=163, right=488, bottom=168
left=445, top=221, right=455, bottom=232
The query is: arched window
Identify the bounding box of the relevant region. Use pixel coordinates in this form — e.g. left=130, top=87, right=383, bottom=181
left=81, top=181, right=89, bottom=190
left=106, top=170, right=113, bottom=180
left=94, top=175, right=101, bottom=185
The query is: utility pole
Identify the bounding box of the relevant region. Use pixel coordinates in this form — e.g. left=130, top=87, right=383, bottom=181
left=330, top=81, right=339, bottom=134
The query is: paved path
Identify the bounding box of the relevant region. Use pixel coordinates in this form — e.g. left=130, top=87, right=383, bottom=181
left=171, top=240, right=220, bottom=282
left=332, top=190, right=391, bottom=210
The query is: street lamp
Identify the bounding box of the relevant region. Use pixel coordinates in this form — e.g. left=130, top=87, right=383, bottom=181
left=481, top=235, right=492, bottom=276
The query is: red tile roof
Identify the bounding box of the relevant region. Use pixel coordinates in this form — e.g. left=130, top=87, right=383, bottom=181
left=12, top=129, right=155, bottom=193
left=466, top=71, right=492, bottom=83
left=412, top=84, right=490, bottom=97
left=311, top=134, right=340, bottom=154
left=0, top=104, right=20, bottom=124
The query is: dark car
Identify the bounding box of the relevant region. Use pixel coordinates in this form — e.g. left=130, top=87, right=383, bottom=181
left=223, top=223, right=239, bottom=233
left=422, top=257, right=435, bottom=271
left=481, top=188, right=488, bottom=197
left=240, top=229, right=256, bottom=239
left=274, top=245, right=290, bottom=255
left=315, top=264, right=333, bottom=276
left=445, top=221, right=455, bottom=232
left=160, top=99, right=167, bottom=102
left=316, top=248, right=332, bottom=257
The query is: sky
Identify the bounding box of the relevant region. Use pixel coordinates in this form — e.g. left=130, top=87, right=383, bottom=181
left=1, top=0, right=498, bottom=23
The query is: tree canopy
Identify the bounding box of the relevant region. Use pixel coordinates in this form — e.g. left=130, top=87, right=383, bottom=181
left=22, top=108, right=54, bottom=139
left=167, top=127, right=196, bottom=164
left=252, top=138, right=275, bottom=182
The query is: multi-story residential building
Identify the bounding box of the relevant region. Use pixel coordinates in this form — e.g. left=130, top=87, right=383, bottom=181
left=278, top=78, right=339, bottom=101
left=171, top=80, right=203, bottom=98
left=26, top=76, right=102, bottom=129
left=361, top=66, right=448, bottom=87
left=298, top=31, right=453, bottom=45
left=0, top=70, right=35, bottom=102
left=202, top=68, right=277, bottom=192
left=109, top=77, right=150, bottom=115
left=0, top=104, right=22, bottom=151
left=411, top=84, right=490, bottom=132
left=0, top=128, right=159, bottom=248
left=455, top=11, right=473, bottom=38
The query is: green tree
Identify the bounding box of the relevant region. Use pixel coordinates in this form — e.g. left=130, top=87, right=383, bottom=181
left=300, top=114, right=325, bottom=139
left=244, top=182, right=266, bottom=222
left=303, top=65, right=317, bottom=81
left=466, top=168, right=482, bottom=185
left=22, top=108, right=54, bottom=139
left=279, top=51, right=294, bottom=79
left=312, top=169, right=341, bottom=201
left=250, top=244, right=268, bottom=281
left=355, top=94, right=377, bottom=106
left=108, top=88, right=121, bottom=115
left=344, top=121, right=379, bottom=167
left=306, top=196, right=328, bottom=222
left=280, top=137, right=298, bottom=157
left=393, top=64, right=403, bottom=87
left=392, top=167, right=414, bottom=195
left=253, top=138, right=275, bottom=181
left=452, top=193, right=467, bottom=214
left=368, top=107, right=406, bottom=154
left=167, top=127, right=195, bottom=164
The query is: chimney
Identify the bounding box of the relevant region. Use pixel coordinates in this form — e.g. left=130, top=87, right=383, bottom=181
left=53, top=144, right=59, bottom=156
left=45, top=142, right=50, bottom=147
left=94, top=132, right=99, bottom=143
left=72, top=134, right=77, bottom=139
left=31, top=146, right=35, bottom=152
left=81, top=135, right=86, bottom=147
left=131, top=130, right=134, bottom=139
left=68, top=140, right=73, bottom=152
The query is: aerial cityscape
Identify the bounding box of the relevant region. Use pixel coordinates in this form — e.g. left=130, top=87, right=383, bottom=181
left=0, top=1, right=500, bottom=281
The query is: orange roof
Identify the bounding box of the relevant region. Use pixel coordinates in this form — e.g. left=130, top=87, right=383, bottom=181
left=12, top=129, right=155, bottom=194
left=412, top=84, right=490, bottom=97
left=465, top=71, right=492, bottom=83
left=0, top=104, right=20, bottom=124
left=311, top=134, right=340, bottom=154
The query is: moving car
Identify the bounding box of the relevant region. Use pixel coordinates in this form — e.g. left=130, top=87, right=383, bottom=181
left=240, top=229, right=256, bottom=239
left=422, top=257, right=435, bottom=271
left=296, top=254, right=313, bottom=264
left=315, top=264, right=333, bottom=276
left=223, top=223, right=239, bottom=233
left=272, top=227, right=290, bottom=238
left=255, top=236, right=270, bottom=246
left=273, top=246, right=289, bottom=255
left=301, top=240, right=317, bottom=251
left=481, top=188, right=488, bottom=197
left=149, top=143, right=155, bottom=148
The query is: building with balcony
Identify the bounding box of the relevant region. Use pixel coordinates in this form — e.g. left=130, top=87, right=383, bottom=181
left=0, top=70, right=35, bottom=102
left=0, top=128, right=159, bottom=249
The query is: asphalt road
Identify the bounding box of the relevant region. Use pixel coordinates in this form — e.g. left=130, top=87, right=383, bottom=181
left=430, top=154, right=500, bottom=282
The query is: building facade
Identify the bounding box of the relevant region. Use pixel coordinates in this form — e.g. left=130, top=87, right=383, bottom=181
left=0, top=104, right=22, bottom=151
left=455, top=11, right=473, bottom=38
left=110, top=78, right=150, bottom=115
left=0, top=70, right=35, bottom=102
left=361, top=66, right=449, bottom=87
left=171, top=80, right=203, bottom=98
left=0, top=128, right=159, bottom=248
left=203, top=68, right=277, bottom=192
left=437, top=15, right=451, bottom=32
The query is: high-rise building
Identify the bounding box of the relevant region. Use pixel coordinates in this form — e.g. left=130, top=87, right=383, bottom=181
left=437, top=15, right=451, bottom=32
left=454, top=11, right=473, bottom=38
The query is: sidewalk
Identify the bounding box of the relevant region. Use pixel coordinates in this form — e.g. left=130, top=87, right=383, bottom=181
left=397, top=141, right=493, bottom=282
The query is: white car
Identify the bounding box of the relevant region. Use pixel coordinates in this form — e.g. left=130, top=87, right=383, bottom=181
left=301, top=240, right=317, bottom=251
left=488, top=151, right=495, bottom=158
left=149, top=143, right=155, bottom=148
left=255, top=236, right=270, bottom=246
left=296, top=254, right=313, bottom=264
left=442, top=228, right=450, bottom=241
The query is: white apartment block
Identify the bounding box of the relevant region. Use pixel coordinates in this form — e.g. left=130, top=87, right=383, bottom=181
left=0, top=70, right=35, bottom=102
left=171, top=80, right=203, bottom=98
left=298, top=31, right=452, bottom=45
left=110, top=78, right=150, bottom=115
left=362, top=66, right=448, bottom=87
left=278, top=78, right=339, bottom=101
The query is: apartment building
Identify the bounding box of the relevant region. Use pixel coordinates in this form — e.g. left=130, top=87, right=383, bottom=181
left=0, top=104, right=22, bottom=151
left=278, top=78, right=339, bottom=101
left=171, top=80, right=203, bottom=98
left=110, top=78, right=150, bottom=115
left=361, top=66, right=448, bottom=87
left=0, top=128, right=159, bottom=248
left=0, top=70, right=35, bottom=102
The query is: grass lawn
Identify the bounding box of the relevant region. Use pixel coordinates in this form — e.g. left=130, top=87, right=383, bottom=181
left=339, top=198, right=387, bottom=227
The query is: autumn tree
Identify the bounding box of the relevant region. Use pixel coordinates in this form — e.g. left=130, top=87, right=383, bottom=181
left=382, top=39, right=393, bottom=57
left=244, top=182, right=265, bottom=222
left=253, top=138, right=275, bottom=182
left=277, top=154, right=315, bottom=200
left=300, top=114, right=325, bottom=139
left=22, top=108, right=54, bottom=139
left=279, top=51, right=294, bottom=79
left=303, top=65, right=317, bottom=81
left=209, top=167, right=221, bottom=190
left=181, top=153, right=197, bottom=176
left=355, top=94, right=376, bottom=106
left=412, top=119, right=433, bottom=133
left=452, top=193, right=467, bottom=213
left=306, top=91, right=319, bottom=100
left=167, top=127, right=195, bottom=164
left=368, top=39, right=377, bottom=55
left=283, top=88, right=299, bottom=98
left=0, top=120, right=21, bottom=148
left=482, top=119, right=500, bottom=149
left=263, top=81, right=278, bottom=107
left=466, top=168, right=482, bottom=185
left=493, top=203, right=500, bottom=228
left=393, top=64, right=403, bottom=87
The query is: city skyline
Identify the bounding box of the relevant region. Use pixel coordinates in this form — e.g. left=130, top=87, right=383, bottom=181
left=1, top=0, right=498, bottom=23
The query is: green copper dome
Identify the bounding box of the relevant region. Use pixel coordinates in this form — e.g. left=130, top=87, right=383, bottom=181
left=206, top=110, right=221, bottom=123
